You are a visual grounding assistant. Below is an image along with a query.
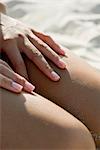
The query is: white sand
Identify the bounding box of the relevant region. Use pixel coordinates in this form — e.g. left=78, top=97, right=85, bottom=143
left=4, top=0, right=100, bottom=70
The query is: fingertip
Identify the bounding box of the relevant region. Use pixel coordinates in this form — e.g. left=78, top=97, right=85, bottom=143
left=58, top=58, right=66, bottom=69
left=12, top=81, right=23, bottom=92
left=51, top=71, right=60, bottom=81
left=24, top=81, right=35, bottom=93
left=59, top=46, right=67, bottom=56
left=60, top=49, right=66, bottom=55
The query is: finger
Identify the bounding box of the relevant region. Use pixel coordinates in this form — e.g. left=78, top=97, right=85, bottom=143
left=0, top=59, right=12, bottom=70
left=19, top=37, right=60, bottom=81
left=3, top=39, right=28, bottom=79
left=31, top=29, right=66, bottom=55
left=0, top=74, right=23, bottom=93
left=0, top=64, right=35, bottom=92
left=28, top=34, right=66, bottom=69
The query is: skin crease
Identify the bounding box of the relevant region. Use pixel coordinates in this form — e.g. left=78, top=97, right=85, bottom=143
left=0, top=1, right=99, bottom=149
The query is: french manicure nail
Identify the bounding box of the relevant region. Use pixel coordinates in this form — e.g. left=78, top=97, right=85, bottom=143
left=51, top=71, right=60, bottom=81
left=59, top=58, right=66, bottom=68
left=25, top=81, right=35, bottom=92
left=12, top=81, right=23, bottom=91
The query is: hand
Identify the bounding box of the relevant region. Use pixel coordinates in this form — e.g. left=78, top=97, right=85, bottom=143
left=0, top=13, right=66, bottom=81
left=0, top=59, right=35, bottom=93
left=0, top=1, right=7, bottom=14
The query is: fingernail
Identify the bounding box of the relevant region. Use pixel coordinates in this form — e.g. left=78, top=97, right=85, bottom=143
left=12, top=81, right=23, bottom=91
left=25, top=81, right=35, bottom=92
left=59, top=58, right=66, bottom=69
left=60, top=49, right=65, bottom=55
left=51, top=71, right=60, bottom=81
left=59, top=46, right=65, bottom=55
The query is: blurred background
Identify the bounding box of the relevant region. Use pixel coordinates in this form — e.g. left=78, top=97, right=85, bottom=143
left=4, top=0, right=100, bottom=70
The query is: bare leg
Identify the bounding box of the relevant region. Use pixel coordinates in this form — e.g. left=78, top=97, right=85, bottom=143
left=23, top=49, right=100, bottom=147
left=1, top=88, right=95, bottom=149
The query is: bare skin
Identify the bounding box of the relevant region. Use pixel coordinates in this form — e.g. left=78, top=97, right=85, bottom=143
left=0, top=1, right=99, bottom=149
left=0, top=1, right=6, bottom=14
left=23, top=48, right=100, bottom=147
left=1, top=48, right=99, bottom=149
left=0, top=1, right=67, bottom=94
left=0, top=12, right=66, bottom=82
left=1, top=88, right=95, bottom=150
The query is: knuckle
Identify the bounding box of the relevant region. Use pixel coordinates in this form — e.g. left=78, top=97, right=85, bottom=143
left=35, top=37, right=46, bottom=49
left=39, top=42, right=50, bottom=52
left=24, top=38, right=31, bottom=48
left=43, top=44, right=49, bottom=50
left=0, top=76, right=9, bottom=87
left=36, top=39, right=45, bottom=48
left=45, top=63, right=52, bottom=71
left=32, top=50, right=42, bottom=59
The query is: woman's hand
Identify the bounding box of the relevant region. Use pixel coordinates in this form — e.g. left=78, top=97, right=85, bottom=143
left=0, top=1, right=7, bottom=14
left=0, top=59, right=35, bottom=93
left=0, top=13, right=66, bottom=81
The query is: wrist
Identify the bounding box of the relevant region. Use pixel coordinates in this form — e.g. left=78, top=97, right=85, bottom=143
left=0, top=1, right=7, bottom=14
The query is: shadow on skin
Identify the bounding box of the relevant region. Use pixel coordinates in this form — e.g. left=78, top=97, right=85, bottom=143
left=22, top=52, right=100, bottom=147
left=1, top=88, right=87, bottom=149
left=0, top=51, right=99, bottom=148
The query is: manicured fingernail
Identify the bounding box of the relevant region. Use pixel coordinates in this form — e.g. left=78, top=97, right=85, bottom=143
left=59, top=58, right=66, bottom=68
left=60, top=49, right=65, bottom=55
left=58, top=46, right=65, bottom=55
left=25, top=81, right=35, bottom=92
left=51, top=71, right=60, bottom=81
left=12, top=81, right=23, bottom=91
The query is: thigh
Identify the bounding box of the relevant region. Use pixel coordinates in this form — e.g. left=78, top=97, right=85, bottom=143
left=1, top=88, right=95, bottom=149
left=23, top=49, right=100, bottom=146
